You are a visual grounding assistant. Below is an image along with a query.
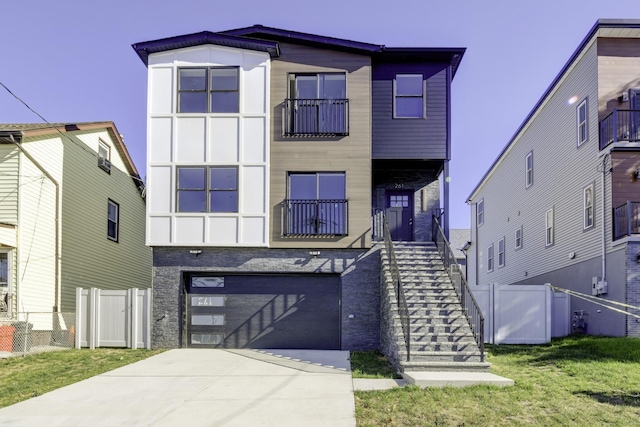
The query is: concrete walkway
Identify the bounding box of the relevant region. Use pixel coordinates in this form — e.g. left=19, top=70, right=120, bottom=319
left=0, top=349, right=356, bottom=427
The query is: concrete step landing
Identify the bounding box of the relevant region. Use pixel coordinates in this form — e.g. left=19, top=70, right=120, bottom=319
left=402, top=371, right=514, bottom=388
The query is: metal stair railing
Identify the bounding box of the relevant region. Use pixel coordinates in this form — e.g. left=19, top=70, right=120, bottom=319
left=382, top=214, right=411, bottom=361
left=431, top=214, right=485, bottom=362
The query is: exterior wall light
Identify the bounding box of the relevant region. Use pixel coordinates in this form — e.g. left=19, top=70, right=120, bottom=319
left=309, top=251, right=321, bottom=257
left=189, top=249, right=202, bottom=257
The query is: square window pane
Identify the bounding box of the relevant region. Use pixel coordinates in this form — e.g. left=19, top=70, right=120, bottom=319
left=289, top=174, right=317, bottom=199
left=98, top=143, right=109, bottom=159
left=396, top=75, right=423, bottom=96
left=320, top=74, right=346, bottom=99
left=210, top=168, right=237, bottom=190
left=211, top=68, right=238, bottom=91
left=179, top=69, right=207, bottom=90
left=210, top=191, right=238, bottom=212
left=396, top=97, right=423, bottom=118
left=178, top=168, right=205, bottom=190
left=211, top=92, right=239, bottom=113
left=108, top=203, right=118, bottom=221
left=108, top=222, right=118, bottom=239
left=318, top=173, right=345, bottom=199
left=178, top=191, right=206, bottom=212
left=179, top=92, right=207, bottom=113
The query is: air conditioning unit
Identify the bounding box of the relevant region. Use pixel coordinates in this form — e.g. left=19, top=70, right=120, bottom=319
left=98, top=156, right=112, bottom=173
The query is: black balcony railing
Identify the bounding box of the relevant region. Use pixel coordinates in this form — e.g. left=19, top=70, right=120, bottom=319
left=599, top=109, right=640, bottom=150
left=613, top=201, right=640, bottom=240
left=283, top=199, right=348, bottom=236
left=283, top=99, right=349, bottom=136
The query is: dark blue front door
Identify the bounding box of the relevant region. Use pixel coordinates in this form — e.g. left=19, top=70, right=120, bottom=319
left=386, top=190, right=413, bottom=241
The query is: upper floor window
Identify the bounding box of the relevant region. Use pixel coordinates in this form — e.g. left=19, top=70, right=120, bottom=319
left=176, top=166, right=238, bottom=213
left=525, top=151, right=533, bottom=188
left=498, top=237, right=505, bottom=268
left=577, top=98, right=588, bottom=146
left=285, top=172, right=347, bottom=236
left=178, top=67, right=239, bottom=113
left=394, top=74, right=424, bottom=118
left=583, top=183, right=594, bottom=230
left=107, top=200, right=119, bottom=242
left=487, top=244, right=494, bottom=272
left=477, top=199, right=484, bottom=227
left=98, top=140, right=111, bottom=173
left=515, top=226, right=522, bottom=250
left=546, top=207, right=554, bottom=247
left=284, top=73, right=348, bottom=136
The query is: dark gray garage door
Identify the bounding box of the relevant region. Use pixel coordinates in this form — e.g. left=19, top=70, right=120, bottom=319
left=185, top=274, right=340, bottom=350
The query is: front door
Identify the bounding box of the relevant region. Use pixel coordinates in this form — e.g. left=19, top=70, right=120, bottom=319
left=386, top=190, right=413, bottom=241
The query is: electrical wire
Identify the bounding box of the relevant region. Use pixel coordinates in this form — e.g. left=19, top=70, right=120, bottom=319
left=548, top=284, right=640, bottom=319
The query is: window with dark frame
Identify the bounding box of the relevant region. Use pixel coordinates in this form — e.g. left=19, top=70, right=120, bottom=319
left=515, top=226, right=522, bottom=250
left=487, top=244, right=494, bottom=272
left=546, top=208, right=554, bottom=247
left=577, top=98, right=588, bottom=146
left=498, top=237, right=505, bottom=268
left=107, top=200, right=119, bottom=242
left=176, top=166, right=238, bottom=213
left=584, top=183, right=594, bottom=230
left=394, top=74, right=424, bottom=118
left=525, top=151, right=533, bottom=188
left=0, top=252, right=8, bottom=287
left=178, top=67, right=239, bottom=113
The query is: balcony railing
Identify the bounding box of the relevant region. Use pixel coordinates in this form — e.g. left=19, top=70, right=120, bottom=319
left=599, top=109, right=640, bottom=150
left=283, top=99, right=349, bottom=137
left=613, top=201, right=640, bottom=240
left=283, top=199, right=348, bottom=236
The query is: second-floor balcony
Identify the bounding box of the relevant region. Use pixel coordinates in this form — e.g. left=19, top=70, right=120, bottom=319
left=282, top=199, right=348, bottom=236
left=283, top=99, right=349, bottom=137
left=599, top=109, right=640, bottom=150
left=613, top=201, right=640, bottom=240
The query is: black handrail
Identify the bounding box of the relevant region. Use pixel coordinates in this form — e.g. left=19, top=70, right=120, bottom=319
left=600, top=109, right=640, bottom=150
left=613, top=201, right=640, bottom=240
left=432, top=215, right=485, bottom=362
left=283, top=199, right=348, bottom=236
left=382, top=214, right=410, bottom=361
left=283, top=98, right=349, bottom=136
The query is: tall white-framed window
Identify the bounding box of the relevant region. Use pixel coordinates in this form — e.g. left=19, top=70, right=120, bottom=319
left=525, top=151, right=533, bottom=188
left=487, top=244, right=494, bottom=272
left=498, top=237, right=505, bottom=268
left=583, top=183, right=594, bottom=230
left=393, top=74, right=425, bottom=118
left=577, top=98, right=588, bottom=146
left=477, top=199, right=484, bottom=227
left=515, top=226, right=523, bottom=250
left=545, top=207, right=554, bottom=247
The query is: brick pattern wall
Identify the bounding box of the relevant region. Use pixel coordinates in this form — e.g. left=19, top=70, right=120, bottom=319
left=626, top=241, right=640, bottom=337
left=152, top=246, right=381, bottom=350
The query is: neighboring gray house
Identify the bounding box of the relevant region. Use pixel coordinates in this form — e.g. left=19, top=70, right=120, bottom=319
left=467, top=19, right=640, bottom=337
left=449, top=228, right=470, bottom=269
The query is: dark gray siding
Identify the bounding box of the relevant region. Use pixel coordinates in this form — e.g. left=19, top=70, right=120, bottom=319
left=372, top=63, right=448, bottom=159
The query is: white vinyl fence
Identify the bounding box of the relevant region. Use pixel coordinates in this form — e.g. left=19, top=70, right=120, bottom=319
left=76, top=288, right=151, bottom=349
left=472, top=283, right=570, bottom=344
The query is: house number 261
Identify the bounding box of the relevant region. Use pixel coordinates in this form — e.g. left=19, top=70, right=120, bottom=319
left=394, top=183, right=404, bottom=189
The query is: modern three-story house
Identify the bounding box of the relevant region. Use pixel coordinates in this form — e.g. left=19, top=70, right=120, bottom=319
left=133, top=25, right=464, bottom=350
left=467, top=19, right=640, bottom=337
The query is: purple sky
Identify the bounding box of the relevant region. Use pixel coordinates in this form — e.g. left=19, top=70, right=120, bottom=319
left=2, top=0, right=639, bottom=229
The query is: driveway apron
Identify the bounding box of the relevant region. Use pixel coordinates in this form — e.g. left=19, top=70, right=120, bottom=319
left=0, top=349, right=356, bottom=426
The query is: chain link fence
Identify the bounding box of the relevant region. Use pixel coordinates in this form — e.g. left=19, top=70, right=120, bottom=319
left=0, top=312, right=76, bottom=358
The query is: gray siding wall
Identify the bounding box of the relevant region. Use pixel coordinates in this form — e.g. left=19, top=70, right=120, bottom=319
left=372, top=64, right=448, bottom=159
left=468, top=40, right=602, bottom=290
left=152, top=247, right=381, bottom=350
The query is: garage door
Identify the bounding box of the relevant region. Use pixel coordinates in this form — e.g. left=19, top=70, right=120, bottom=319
left=185, top=274, right=340, bottom=350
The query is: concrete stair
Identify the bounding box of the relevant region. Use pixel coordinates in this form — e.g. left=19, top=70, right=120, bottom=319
left=382, top=242, right=492, bottom=373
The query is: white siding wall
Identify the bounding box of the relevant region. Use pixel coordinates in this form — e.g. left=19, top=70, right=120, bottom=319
left=469, top=39, right=601, bottom=287
left=146, top=45, right=270, bottom=246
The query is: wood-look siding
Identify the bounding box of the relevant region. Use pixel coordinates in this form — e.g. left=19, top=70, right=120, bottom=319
left=372, top=63, right=448, bottom=159
left=611, top=151, right=640, bottom=208
left=0, top=146, right=19, bottom=225
left=468, top=40, right=601, bottom=288
left=597, top=38, right=640, bottom=120
left=269, top=43, right=372, bottom=249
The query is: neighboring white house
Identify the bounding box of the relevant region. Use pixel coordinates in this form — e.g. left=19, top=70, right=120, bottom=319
left=0, top=122, right=151, bottom=317
left=467, top=19, right=640, bottom=337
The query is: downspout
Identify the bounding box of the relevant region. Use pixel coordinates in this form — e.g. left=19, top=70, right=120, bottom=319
left=600, top=154, right=609, bottom=282
left=10, top=134, right=61, bottom=312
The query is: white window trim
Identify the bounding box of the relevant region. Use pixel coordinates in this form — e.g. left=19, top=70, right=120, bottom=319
left=393, top=74, right=426, bottom=119
left=546, top=208, right=554, bottom=247
left=525, top=151, right=533, bottom=188
left=583, top=183, right=594, bottom=230
left=577, top=98, right=588, bottom=146
left=487, top=244, right=494, bottom=272
left=498, top=237, right=505, bottom=268
left=477, top=199, right=484, bottom=227
left=108, top=199, right=119, bottom=242
left=98, top=140, right=111, bottom=160
left=515, top=226, right=523, bottom=250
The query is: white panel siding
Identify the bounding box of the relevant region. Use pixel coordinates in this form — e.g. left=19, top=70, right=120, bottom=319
left=242, top=117, right=266, bottom=162
left=469, top=40, right=600, bottom=287
left=146, top=44, right=270, bottom=247
left=149, top=118, right=173, bottom=162
left=240, top=217, right=265, bottom=245
left=209, top=117, right=239, bottom=162
left=176, top=117, right=206, bottom=162
left=149, top=67, right=173, bottom=114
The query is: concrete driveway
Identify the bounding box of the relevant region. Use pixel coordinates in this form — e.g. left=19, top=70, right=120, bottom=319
left=0, top=349, right=356, bottom=426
